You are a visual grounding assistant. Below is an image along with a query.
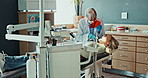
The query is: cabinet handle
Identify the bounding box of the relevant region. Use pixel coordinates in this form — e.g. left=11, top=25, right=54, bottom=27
left=121, top=43, right=128, bottom=45
left=145, top=50, right=148, bottom=52
left=121, top=37, right=128, bottom=39
left=121, top=48, right=128, bottom=50
left=120, top=55, right=128, bottom=58
left=119, top=64, right=127, bottom=67
left=119, top=64, right=122, bottom=66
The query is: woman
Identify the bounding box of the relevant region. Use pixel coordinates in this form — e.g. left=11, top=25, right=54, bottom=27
left=77, top=8, right=105, bottom=42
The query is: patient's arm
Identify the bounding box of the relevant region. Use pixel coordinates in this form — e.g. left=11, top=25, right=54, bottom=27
left=87, top=43, right=106, bottom=53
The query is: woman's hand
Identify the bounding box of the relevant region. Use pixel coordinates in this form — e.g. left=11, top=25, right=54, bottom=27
left=88, top=33, right=96, bottom=41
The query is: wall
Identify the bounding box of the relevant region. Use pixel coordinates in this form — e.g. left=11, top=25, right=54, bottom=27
left=0, top=0, right=19, bottom=55
left=82, top=0, right=148, bottom=25
left=54, top=0, right=75, bottom=24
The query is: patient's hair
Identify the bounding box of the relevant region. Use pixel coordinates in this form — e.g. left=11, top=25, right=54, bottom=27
left=106, top=35, right=119, bottom=52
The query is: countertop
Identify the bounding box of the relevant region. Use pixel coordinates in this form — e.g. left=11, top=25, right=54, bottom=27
left=105, top=31, right=148, bottom=37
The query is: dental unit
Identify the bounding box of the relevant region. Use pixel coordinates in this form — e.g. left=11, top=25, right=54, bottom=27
left=4, top=22, right=111, bottom=78
left=3, top=0, right=112, bottom=78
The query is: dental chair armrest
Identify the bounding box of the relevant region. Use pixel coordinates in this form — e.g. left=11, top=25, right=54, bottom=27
left=80, top=46, right=98, bottom=65
left=83, top=46, right=98, bottom=53
left=97, top=55, right=112, bottom=62
left=80, top=52, right=91, bottom=65
left=81, top=53, right=111, bottom=70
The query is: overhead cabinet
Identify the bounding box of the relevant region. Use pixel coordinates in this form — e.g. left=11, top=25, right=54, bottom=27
left=18, top=0, right=56, bottom=10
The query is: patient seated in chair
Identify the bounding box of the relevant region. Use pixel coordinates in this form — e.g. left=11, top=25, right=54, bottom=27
left=80, top=34, right=119, bottom=78
left=81, top=34, right=119, bottom=58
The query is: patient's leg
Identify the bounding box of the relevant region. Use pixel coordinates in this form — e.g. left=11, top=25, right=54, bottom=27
left=85, top=62, right=103, bottom=78
left=95, top=61, right=103, bottom=78
left=3, top=55, right=29, bottom=71
left=85, top=66, right=93, bottom=78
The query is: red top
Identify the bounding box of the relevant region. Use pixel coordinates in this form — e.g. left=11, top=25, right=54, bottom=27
left=90, top=20, right=101, bottom=28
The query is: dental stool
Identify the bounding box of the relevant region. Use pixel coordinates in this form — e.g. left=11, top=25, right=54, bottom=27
left=80, top=52, right=110, bottom=78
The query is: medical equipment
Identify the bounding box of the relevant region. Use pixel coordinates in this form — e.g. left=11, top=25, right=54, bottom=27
left=5, top=14, right=81, bottom=78
left=26, top=54, right=36, bottom=78
left=4, top=1, right=111, bottom=78
left=6, top=1, right=47, bottom=77
left=5, top=22, right=111, bottom=78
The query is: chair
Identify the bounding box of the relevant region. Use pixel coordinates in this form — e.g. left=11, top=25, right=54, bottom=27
left=0, top=66, right=26, bottom=78
left=80, top=48, right=111, bottom=78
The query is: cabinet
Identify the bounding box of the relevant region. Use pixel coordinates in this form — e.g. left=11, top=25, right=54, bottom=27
left=112, top=35, right=136, bottom=72
left=48, top=43, right=82, bottom=78
left=106, top=31, right=148, bottom=74
left=18, top=0, right=56, bottom=10
left=18, top=12, right=54, bottom=55
left=136, top=37, right=148, bottom=74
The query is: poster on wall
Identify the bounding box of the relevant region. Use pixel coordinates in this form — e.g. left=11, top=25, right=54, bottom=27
left=28, top=13, right=40, bottom=31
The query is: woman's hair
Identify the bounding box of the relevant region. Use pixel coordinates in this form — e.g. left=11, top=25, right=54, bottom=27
left=106, top=35, right=119, bottom=52
left=85, top=8, right=97, bottom=21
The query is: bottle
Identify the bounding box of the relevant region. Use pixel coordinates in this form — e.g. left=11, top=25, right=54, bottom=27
left=125, top=27, right=129, bottom=32
left=26, top=55, right=36, bottom=78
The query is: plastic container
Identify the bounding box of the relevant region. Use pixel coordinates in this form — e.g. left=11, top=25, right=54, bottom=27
left=117, top=26, right=125, bottom=32
left=26, top=55, right=36, bottom=78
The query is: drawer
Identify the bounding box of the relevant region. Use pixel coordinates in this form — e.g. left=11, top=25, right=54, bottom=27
left=112, top=59, right=135, bottom=72
left=119, top=41, right=136, bottom=46
left=137, top=47, right=148, bottom=53
left=136, top=53, right=148, bottom=64
left=137, top=37, right=148, bottom=42
left=118, top=46, right=136, bottom=52
left=113, top=35, right=136, bottom=41
left=112, top=51, right=135, bottom=61
left=137, top=42, right=148, bottom=48
left=136, top=63, right=148, bottom=74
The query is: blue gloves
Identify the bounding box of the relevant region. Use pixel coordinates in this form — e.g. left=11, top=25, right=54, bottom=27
left=88, top=25, right=102, bottom=40
left=96, top=25, right=102, bottom=33
left=88, top=33, right=96, bottom=40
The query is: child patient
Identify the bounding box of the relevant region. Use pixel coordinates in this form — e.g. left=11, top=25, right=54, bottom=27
left=81, top=34, right=119, bottom=58
left=80, top=34, right=119, bottom=78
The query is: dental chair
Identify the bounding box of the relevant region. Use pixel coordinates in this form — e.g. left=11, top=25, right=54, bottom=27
left=80, top=46, right=111, bottom=78
left=0, top=66, right=26, bottom=78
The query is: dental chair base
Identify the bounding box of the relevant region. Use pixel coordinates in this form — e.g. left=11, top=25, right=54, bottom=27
left=48, top=43, right=82, bottom=78
left=81, top=52, right=110, bottom=78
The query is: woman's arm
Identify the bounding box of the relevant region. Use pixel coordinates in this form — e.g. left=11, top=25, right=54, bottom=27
left=96, top=18, right=105, bottom=38
left=77, top=18, right=88, bottom=42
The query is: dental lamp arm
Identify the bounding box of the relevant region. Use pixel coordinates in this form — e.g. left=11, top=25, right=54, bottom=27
left=5, top=23, right=47, bottom=43
left=7, top=23, right=39, bottom=34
